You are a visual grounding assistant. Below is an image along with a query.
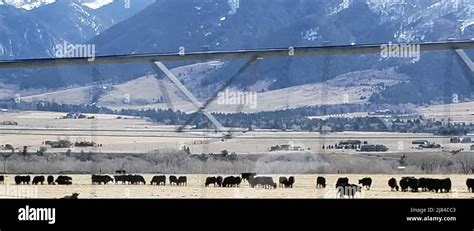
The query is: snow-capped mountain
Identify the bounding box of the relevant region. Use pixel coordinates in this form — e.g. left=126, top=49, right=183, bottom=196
left=366, top=0, right=474, bottom=42
left=0, top=0, right=55, bottom=10
left=0, top=0, right=155, bottom=59
left=87, top=0, right=473, bottom=104
left=31, top=1, right=110, bottom=43
left=0, top=5, right=61, bottom=59
left=0, top=0, right=116, bottom=10
left=0, top=0, right=473, bottom=104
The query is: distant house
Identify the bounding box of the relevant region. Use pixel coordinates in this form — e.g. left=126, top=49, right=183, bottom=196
left=1, top=121, right=18, bottom=125
left=320, top=126, right=332, bottom=134
left=45, top=140, right=73, bottom=149
left=419, top=143, right=441, bottom=149
left=450, top=137, right=461, bottom=143
left=269, top=144, right=303, bottom=152
left=359, top=144, right=389, bottom=152
left=450, top=137, right=472, bottom=143
left=461, top=137, right=472, bottom=143
left=412, top=140, right=429, bottom=145
left=63, top=112, right=87, bottom=119
left=338, top=140, right=361, bottom=149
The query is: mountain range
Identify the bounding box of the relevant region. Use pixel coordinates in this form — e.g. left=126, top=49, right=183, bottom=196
left=0, top=0, right=473, bottom=106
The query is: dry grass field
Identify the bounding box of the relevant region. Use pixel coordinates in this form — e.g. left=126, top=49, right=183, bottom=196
left=418, top=101, right=474, bottom=123
left=0, top=174, right=472, bottom=199
left=2, top=111, right=472, bottom=154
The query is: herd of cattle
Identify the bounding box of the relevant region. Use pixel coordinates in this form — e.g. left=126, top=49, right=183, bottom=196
left=2, top=175, right=73, bottom=185
left=1, top=174, right=474, bottom=196
left=388, top=177, right=454, bottom=193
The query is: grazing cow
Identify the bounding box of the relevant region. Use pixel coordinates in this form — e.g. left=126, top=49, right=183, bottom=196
left=32, top=176, right=45, bottom=185
left=114, top=175, right=127, bottom=184
left=467, top=179, right=474, bottom=192
left=358, top=177, right=372, bottom=190
left=216, top=176, right=223, bottom=187
left=279, top=176, right=295, bottom=188
left=0, top=175, right=4, bottom=184
left=416, top=178, right=451, bottom=193
left=92, top=175, right=114, bottom=185
left=400, top=177, right=418, bottom=192
left=169, top=175, right=179, bottom=185
left=388, top=178, right=399, bottom=191
left=14, top=175, right=31, bottom=185
left=337, top=184, right=362, bottom=198
left=335, top=177, right=349, bottom=189
left=177, top=176, right=187, bottom=186
left=418, top=178, right=429, bottom=192
left=248, top=176, right=276, bottom=189
left=115, top=170, right=126, bottom=174
left=241, top=172, right=257, bottom=182
left=205, top=176, right=222, bottom=187
left=55, top=175, right=72, bottom=185
left=279, top=177, right=288, bottom=188
left=131, top=175, right=146, bottom=185
left=61, top=193, right=79, bottom=199
left=316, top=176, right=326, bottom=188
left=439, top=178, right=451, bottom=193
left=223, top=176, right=242, bottom=187
left=47, top=175, right=55, bottom=185
left=151, top=175, right=166, bottom=186
left=288, top=176, right=295, bottom=188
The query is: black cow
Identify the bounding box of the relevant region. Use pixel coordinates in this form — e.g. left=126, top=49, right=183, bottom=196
left=32, top=176, right=45, bottom=185
left=205, top=176, right=223, bottom=187
left=0, top=175, right=4, bottom=184
left=388, top=178, right=399, bottom=191
left=337, top=184, right=362, bottom=198
left=418, top=178, right=429, bottom=192
left=55, top=175, right=72, bottom=185
left=467, top=179, right=474, bottom=192
left=61, top=193, right=79, bottom=199
left=358, top=177, right=372, bottom=190
left=400, top=177, right=418, bottom=192
left=288, top=176, right=295, bottom=188
left=169, top=175, right=178, bottom=185
left=279, top=177, right=288, bottom=188
left=279, top=176, right=295, bottom=188
left=14, top=175, right=31, bottom=185
left=223, top=176, right=242, bottom=187
left=439, top=178, right=451, bottom=193
left=151, top=175, right=166, bottom=186
left=316, top=176, right=326, bottom=188
left=418, top=178, right=451, bottom=193
left=114, top=175, right=127, bottom=184
left=47, top=175, right=55, bottom=185
left=205, top=177, right=216, bottom=187
left=130, top=175, right=146, bottom=185
left=216, top=176, right=223, bottom=187
left=241, top=172, right=257, bottom=182
left=177, top=176, right=187, bottom=186
left=92, top=175, right=114, bottom=185
left=248, top=176, right=276, bottom=189
left=335, top=177, right=349, bottom=189
left=115, top=170, right=126, bottom=174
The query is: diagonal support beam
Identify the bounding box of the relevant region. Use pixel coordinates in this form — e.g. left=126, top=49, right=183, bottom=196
left=454, top=49, right=474, bottom=74
left=153, top=61, right=227, bottom=133
left=177, top=57, right=257, bottom=132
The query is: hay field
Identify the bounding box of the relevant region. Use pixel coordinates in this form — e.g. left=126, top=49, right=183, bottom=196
left=0, top=174, right=472, bottom=199
left=1, top=111, right=472, bottom=154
